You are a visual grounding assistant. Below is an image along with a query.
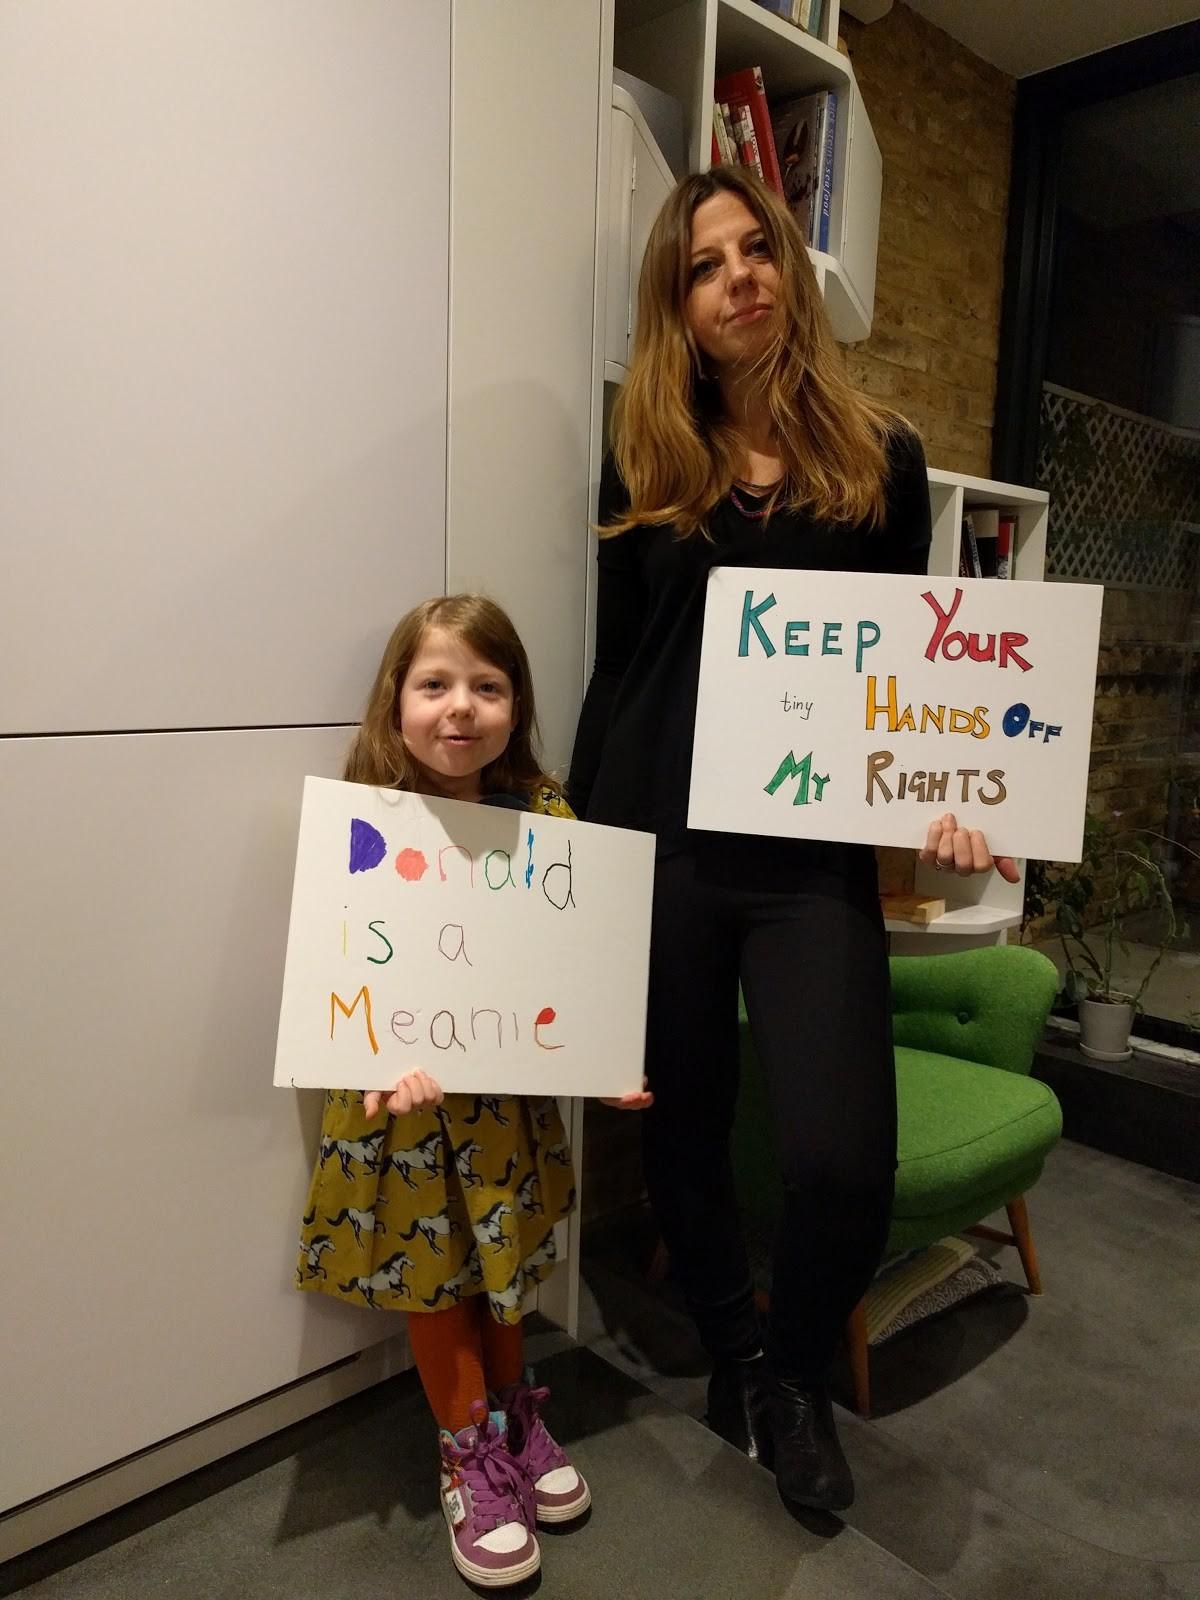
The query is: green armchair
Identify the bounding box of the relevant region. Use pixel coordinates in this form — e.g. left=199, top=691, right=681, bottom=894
left=734, top=945, right=1062, bottom=1417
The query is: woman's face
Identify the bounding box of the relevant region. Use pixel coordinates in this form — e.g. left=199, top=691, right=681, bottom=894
left=684, top=191, right=780, bottom=373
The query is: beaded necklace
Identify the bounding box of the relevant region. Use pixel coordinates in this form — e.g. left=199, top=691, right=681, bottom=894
left=729, top=475, right=784, bottom=521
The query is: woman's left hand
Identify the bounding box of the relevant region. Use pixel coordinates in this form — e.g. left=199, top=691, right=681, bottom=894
left=919, top=812, right=1021, bottom=884
left=598, top=1077, right=654, bottom=1111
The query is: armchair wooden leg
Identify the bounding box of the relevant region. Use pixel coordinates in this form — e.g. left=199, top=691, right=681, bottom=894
left=846, top=1298, right=871, bottom=1419
left=1006, top=1195, right=1043, bottom=1295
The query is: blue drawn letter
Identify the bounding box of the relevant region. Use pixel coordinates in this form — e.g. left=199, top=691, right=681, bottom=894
left=739, top=590, right=777, bottom=658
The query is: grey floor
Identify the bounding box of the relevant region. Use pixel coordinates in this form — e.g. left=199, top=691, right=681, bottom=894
left=4, top=1140, right=1198, bottom=1600
left=581, top=1139, right=1200, bottom=1600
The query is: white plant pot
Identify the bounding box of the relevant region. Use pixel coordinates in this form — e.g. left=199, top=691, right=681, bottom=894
left=1078, top=997, right=1135, bottom=1061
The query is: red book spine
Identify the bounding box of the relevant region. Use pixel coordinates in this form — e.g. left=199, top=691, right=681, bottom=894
left=714, top=67, right=783, bottom=196
left=997, top=514, right=1015, bottom=579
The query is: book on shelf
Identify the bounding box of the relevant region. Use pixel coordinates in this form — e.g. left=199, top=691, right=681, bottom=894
left=997, top=513, right=1015, bottom=580
left=752, top=0, right=824, bottom=37
left=719, top=101, right=738, bottom=164
left=961, top=507, right=1016, bottom=579
left=971, top=507, right=1000, bottom=578
left=720, top=101, right=745, bottom=169
left=815, top=89, right=837, bottom=251
left=715, top=67, right=782, bottom=194
left=796, top=0, right=826, bottom=38
left=710, top=71, right=837, bottom=245
left=755, top=0, right=832, bottom=36
left=712, top=101, right=733, bottom=167
left=771, top=91, right=825, bottom=242
left=739, top=101, right=766, bottom=182
left=961, top=513, right=983, bottom=579
left=714, top=101, right=742, bottom=169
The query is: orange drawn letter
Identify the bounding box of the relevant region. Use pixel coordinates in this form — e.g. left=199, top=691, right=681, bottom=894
left=330, top=985, right=380, bottom=1055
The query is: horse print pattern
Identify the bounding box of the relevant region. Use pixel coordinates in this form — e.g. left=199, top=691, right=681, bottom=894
left=298, top=1086, right=574, bottom=1321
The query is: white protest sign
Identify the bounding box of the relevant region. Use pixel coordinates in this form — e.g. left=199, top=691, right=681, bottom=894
left=689, top=568, right=1102, bottom=863
left=274, top=779, right=654, bottom=1095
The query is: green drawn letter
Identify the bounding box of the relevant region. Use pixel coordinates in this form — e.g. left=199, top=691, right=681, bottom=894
left=764, top=750, right=829, bottom=805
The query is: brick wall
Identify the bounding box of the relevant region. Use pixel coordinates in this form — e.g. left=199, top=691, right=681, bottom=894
left=1090, top=590, right=1192, bottom=831
left=1089, top=589, right=1199, bottom=909
left=839, top=4, right=1015, bottom=476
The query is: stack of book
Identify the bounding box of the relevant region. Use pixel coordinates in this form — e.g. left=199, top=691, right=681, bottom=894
left=752, top=0, right=826, bottom=39
left=712, top=67, right=838, bottom=252
left=959, top=510, right=1017, bottom=579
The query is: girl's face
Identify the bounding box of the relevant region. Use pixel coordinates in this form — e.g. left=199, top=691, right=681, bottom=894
left=397, top=627, right=517, bottom=802
left=684, top=191, right=779, bottom=373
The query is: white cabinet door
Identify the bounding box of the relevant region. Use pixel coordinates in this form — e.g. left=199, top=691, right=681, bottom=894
left=0, top=728, right=393, bottom=1511
left=0, top=1, right=449, bottom=735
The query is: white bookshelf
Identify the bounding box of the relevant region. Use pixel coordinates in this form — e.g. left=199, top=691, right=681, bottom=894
left=612, top=0, right=880, bottom=344
left=888, top=470, right=1051, bottom=952
left=925, top=468, right=1050, bottom=586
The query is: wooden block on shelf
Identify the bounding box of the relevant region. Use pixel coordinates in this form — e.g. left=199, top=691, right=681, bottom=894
left=880, top=893, right=945, bottom=925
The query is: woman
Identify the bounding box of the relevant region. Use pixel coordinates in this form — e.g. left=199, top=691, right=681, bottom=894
left=569, top=166, right=1016, bottom=1513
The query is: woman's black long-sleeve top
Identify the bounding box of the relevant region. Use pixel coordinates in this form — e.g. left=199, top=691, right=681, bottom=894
left=568, top=427, right=933, bottom=859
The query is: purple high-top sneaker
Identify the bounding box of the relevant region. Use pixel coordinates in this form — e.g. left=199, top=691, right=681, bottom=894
left=499, top=1378, right=591, bottom=1524
left=438, top=1402, right=540, bottom=1587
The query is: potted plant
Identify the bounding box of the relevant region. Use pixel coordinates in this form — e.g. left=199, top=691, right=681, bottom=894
left=1047, top=814, right=1180, bottom=1061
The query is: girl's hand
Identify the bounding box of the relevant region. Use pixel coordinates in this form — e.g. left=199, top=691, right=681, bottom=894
left=598, top=1077, right=654, bottom=1111
left=363, top=1071, right=444, bottom=1119
left=919, top=812, right=1020, bottom=884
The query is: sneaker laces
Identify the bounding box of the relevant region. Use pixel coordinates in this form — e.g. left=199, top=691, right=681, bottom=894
left=505, top=1383, right=566, bottom=1482
left=445, top=1414, right=536, bottom=1533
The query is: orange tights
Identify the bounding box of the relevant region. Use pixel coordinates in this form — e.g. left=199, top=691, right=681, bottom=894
left=407, top=1297, right=525, bottom=1434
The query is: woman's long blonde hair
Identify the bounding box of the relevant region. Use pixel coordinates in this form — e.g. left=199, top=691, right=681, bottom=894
left=607, top=164, right=905, bottom=538
left=343, top=594, right=559, bottom=797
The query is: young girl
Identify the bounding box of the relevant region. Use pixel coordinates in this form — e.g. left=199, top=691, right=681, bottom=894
left=297, top=594, right=649, bottom=1588
left=570, top=166, right=1016, bottom=1514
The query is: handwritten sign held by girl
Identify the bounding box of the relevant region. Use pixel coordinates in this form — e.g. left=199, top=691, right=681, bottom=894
left=275, top=779, right=654, bottom=1094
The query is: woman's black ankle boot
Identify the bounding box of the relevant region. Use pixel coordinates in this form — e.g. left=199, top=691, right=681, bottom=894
left=705, top=1354, right=774, bottom=1467
left=766, top=1375, right=854, bottom=1512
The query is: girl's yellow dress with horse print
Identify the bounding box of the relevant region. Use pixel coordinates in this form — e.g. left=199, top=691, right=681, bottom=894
left=295, top=791, right=576, bottom=1323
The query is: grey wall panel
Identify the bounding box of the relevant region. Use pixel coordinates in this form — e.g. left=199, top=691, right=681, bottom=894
left=447, top=3, right=604, bottom=776
left=0, top=728, right=394, bottom=1511
left=0, top=1, right=448, bottom=735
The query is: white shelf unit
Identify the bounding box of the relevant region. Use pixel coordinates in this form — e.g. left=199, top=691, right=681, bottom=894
left=883, top=904, right=1023, bottom=938
left=606, top=83, right=679, bottom=377
left=925, top=468, right=1050, bottom=588
left=888, top=469, right=1051, bottom=953
left=612, top=0, right=880, bottom=344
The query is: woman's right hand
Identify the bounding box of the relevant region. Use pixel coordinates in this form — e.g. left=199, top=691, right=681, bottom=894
left=363, top=1070, right=444, bottom=1119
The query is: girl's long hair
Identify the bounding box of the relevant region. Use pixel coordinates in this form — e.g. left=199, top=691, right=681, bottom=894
left=607, top=164, right=905, bottom=538
left=343, top=594, right=560, bottom=797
